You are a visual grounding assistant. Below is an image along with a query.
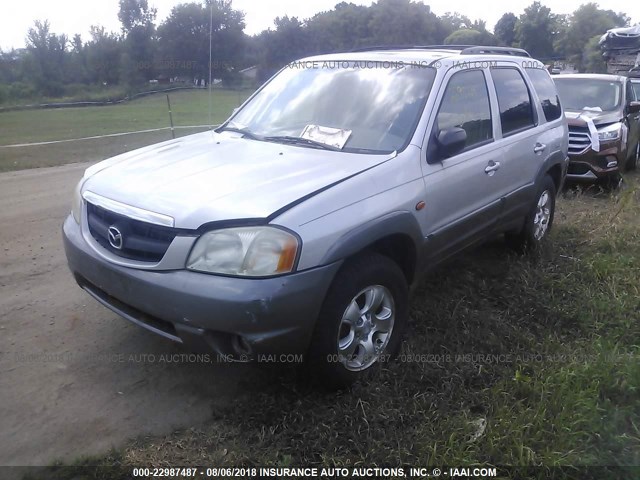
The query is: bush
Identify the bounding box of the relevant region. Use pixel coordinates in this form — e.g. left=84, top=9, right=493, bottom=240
left=9, top=82, right=36, bottom=100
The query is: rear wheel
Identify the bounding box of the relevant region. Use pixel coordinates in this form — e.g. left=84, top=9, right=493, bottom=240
left=506, top=174, right=556, bottom=252
left=306, top=252, right=408, bottom=389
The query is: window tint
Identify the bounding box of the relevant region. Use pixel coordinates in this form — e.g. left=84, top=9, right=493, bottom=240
left=632, top=82, right=640, bottom=101
left=435, top=69, right=492, bottom=152
left=491, top=68, right=535, bottom=135
left=525, top=68, right=562, bottom=121
left=626, top=81, right=636, bottom=103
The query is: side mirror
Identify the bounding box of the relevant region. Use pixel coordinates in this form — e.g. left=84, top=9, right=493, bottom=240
left=436, top=127, right=467, bottom=160
left=628, top=101, right=640, bottom=114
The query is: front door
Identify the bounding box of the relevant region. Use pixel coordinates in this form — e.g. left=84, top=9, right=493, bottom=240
left=419, top=68, right=503, bottom=263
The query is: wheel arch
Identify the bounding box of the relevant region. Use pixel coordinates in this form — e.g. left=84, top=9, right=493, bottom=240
left=537, top=149, right=566, bottom=194
left=320, top=212, right=423, bottom=286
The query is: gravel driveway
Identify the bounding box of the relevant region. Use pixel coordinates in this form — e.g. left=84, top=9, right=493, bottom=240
left=0, top=163, right=259, bottom=467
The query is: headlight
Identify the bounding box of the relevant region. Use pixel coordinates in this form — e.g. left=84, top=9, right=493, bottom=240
left=597, top=123, right=621, bottom=142
left=187, top=227, right=299, bottom=276
left=71, top=179, right=84, bottom=223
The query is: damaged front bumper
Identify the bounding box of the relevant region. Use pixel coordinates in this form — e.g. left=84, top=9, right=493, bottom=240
left=62, top=215, right=341, bottom=359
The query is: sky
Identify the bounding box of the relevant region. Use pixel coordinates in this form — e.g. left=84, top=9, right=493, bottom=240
left=1, top=0, right=637, bottom=51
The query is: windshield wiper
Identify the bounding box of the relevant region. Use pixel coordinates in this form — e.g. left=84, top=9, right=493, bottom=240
left=216, top=125, right=264, bottom=141
left=264, top=135, right=341, bottom=151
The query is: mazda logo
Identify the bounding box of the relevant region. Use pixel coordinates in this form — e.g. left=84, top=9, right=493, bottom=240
left=107, top=226, right=124, bottom=250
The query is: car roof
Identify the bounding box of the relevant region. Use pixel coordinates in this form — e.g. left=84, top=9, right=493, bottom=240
left=297, top=45, right=536, bottom=66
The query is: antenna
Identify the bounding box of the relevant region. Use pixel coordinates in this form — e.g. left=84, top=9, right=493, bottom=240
left=208, top=1, right=213, bottom=129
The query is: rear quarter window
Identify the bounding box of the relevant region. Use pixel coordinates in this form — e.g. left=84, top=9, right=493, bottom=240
left=525, top=68, right=562, bottom=121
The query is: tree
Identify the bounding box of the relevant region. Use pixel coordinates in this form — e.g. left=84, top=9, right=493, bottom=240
left=118, top=0, right=157, bottom=86
left=440, top=12, right=472, bottom=31
left=64, top=34, right=88, bottom=84
left=118, top=0, right=156, bottom=34
left=582, top=34, right=607, bottom=73
left=494, top=13, right=517, bottom=46
left=439, top=12, right=472, bottom=40
left=85, top=26, right=123, bottom=85
left=444, top=29, right=497, bottom=46
left=255, top=16, right=309, bottom=80
left=305, top=2, right=372, bottom=54
left=366, top=0, right=441, bottom=45
left=157, top=1, right=245, bottom=84
left=0, top=48, right=21, bottom=84
left=515, top=2, right=557, bottom=59
left=559, top=3, right=628, bottom=70
left=24, top=20, right=68, bottom=96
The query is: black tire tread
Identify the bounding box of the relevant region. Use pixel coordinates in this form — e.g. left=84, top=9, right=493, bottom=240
left=305, top=252, right=409, bottom=389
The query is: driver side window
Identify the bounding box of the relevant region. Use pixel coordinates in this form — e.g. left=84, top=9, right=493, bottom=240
left=434, top=69, right=493, bottom=155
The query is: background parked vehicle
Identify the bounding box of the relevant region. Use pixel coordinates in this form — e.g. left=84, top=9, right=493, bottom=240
left=554, top=74, right=640, bottom=186
left=630, top=75, right=640, bottom=105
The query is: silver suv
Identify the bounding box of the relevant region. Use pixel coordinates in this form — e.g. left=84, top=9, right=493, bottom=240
left=63, top=46, right=569, bottom=387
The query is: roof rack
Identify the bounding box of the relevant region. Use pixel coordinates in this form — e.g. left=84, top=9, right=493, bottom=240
left=349, top=45, right=531, bottom=58
left=461, top=46, right=530, bottom=57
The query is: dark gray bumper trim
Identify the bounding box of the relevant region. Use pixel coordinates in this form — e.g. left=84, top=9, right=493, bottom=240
left=79, top=277, right=183, bottom=343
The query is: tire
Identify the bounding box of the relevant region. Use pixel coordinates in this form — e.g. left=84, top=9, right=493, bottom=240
left=625, top=141, right=640, bottom=171
left=305, top=252, right=408, bottom=389
left=600, top=171, right=623, bottom=191
left=505, top=174, right=556, bottom=252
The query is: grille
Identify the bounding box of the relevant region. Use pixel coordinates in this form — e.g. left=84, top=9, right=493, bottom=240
left=86, top=202, right=178, bottom=262
left=568, top=125, right=592, bottom=155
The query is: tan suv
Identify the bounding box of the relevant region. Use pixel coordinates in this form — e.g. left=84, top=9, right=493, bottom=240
left=554, top=74, right=640, bottom=185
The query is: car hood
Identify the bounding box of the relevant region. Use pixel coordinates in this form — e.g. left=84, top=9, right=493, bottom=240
left=564, top=109, right=622, bottom=127
left=82, top=131, right=393, bottom=229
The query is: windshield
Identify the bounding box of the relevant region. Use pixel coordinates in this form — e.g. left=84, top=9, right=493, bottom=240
left=553, top=78, right=622, bottom=112
left=226, top=61, right=437, bottom=153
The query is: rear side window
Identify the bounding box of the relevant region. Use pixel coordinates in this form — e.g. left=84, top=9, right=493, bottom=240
left=525, top=68, right=562, bottom=121
left=435, top=69, right=492, bottom=151
left=491, top=68, right=535, bottom=135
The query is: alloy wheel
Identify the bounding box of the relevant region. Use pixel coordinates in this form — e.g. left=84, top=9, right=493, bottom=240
left=337, top=285, right=395, bottom=371
left=533, top=190, right=551, bottom=241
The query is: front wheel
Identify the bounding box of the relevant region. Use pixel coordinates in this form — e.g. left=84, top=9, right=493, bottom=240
left=506, top=174, right=556, bottom=252
left=625, top=141, right=640, bottom=171
left=305, top=252, right=408, bottom=389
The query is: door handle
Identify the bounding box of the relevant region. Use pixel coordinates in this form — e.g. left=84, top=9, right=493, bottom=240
left=484, top=160, right=501, bottom=175
left=534, top=142, right=546, bottom=153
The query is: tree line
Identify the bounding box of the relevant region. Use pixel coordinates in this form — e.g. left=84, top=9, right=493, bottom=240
left=0, top=0, right=631, bottom=103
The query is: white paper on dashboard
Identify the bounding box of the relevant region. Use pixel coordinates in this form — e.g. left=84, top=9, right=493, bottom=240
left=300, top=125, right=352, bottom=149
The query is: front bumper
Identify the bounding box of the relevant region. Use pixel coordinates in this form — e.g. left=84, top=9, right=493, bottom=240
left=566, top=144, right=622, bottom=182
left=63, top=215, right=341, bottom=357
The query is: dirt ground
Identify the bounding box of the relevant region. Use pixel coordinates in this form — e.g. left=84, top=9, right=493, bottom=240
left=0, top=163, right=263, bottom=467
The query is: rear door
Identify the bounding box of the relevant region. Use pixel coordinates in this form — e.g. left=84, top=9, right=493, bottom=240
left=419, top=67, right=502, bottom=262
left=487, top=64, right=550, bottom=224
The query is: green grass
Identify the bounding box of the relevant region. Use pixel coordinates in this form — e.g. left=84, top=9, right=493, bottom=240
left=0, top=89, right=251, bottom=145
left=23, top=175, right=640, bottom=480
left=0, top=89, right=252, bottom=172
